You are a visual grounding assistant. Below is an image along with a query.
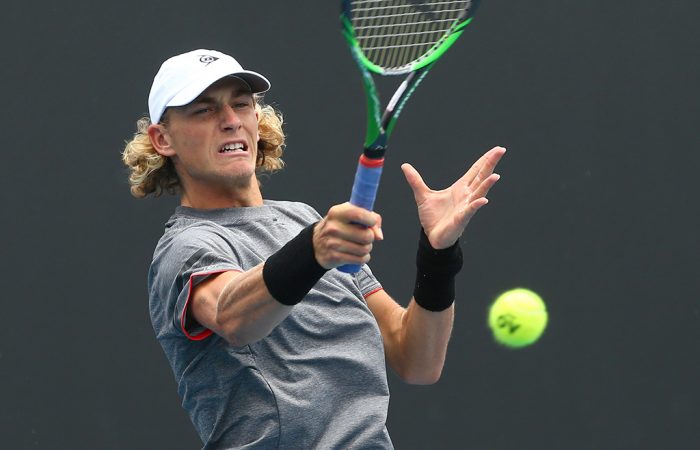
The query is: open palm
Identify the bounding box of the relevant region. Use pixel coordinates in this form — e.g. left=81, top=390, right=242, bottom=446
left=401, top=146, right=506, bottom=249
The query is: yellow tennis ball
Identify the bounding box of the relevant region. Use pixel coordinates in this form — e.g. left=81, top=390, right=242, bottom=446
left=488, top=288, right=548, bottom=348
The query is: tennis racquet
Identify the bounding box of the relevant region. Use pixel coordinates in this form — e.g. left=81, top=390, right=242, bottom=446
left=338, top=0, right=481, bottom=273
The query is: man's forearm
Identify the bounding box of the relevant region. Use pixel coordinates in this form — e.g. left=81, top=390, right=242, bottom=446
left=399, top=228, right=463, bottom=383
left=215, top=263, right=294, bottom=347
left=398, top=299, right=455, bottom=384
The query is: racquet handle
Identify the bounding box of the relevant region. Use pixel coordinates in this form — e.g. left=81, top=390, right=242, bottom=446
left=338, top=154, right=384, bottom=273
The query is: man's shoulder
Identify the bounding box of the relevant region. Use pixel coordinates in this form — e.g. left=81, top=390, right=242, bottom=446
left=154, top=218, right=234, bottom=263
left=265, top=199, right=321, bottom=220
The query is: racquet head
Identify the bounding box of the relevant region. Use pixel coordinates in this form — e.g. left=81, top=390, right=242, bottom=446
left=341, top=0, right=480, bottom=75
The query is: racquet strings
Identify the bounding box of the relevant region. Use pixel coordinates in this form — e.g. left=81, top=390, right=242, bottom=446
left=349, top=0, right=473, bottom=70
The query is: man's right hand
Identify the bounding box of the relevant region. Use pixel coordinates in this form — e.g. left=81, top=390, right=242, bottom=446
left=312, top=203, right=383, bottom=269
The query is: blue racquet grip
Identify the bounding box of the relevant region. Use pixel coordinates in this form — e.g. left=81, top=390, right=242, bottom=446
left=338, top=155, right=384, bottom=273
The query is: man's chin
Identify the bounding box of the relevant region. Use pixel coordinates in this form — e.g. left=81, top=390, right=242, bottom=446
left=223, top=170, right=257, bottom=189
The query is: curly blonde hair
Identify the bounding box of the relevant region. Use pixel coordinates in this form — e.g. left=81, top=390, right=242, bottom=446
left=122, top=97, right=285, bottom=198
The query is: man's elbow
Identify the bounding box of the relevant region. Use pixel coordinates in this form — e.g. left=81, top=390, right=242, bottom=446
left=217, top=325, right=248, bottom=347
left=215, top=315, right=262, bottom=347
left=219, top=327, right=266, bottom=348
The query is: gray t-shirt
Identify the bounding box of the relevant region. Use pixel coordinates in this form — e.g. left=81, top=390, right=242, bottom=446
left=148, top=200, right=393, bottom=449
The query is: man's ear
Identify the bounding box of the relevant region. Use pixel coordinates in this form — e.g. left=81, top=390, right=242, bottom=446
left=256, top=110, right=261, bottom=142
left=148, top=123, right=176, bottom=157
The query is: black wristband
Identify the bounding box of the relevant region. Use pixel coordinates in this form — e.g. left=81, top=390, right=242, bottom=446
left=413, top=228, right=463, bottom=312
left=262, top=222, right=328, bottom=306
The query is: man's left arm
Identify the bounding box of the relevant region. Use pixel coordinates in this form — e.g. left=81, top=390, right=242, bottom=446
left=367, top=290, right=454, bottom=384
left=367, top=146, right=506, bottom=384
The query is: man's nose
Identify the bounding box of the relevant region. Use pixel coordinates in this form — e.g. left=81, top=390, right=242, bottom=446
left=220, top=104, right=242, bottom=130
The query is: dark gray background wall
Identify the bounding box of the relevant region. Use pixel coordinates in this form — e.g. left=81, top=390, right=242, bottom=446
left=2, top=0, right=698, bottom=449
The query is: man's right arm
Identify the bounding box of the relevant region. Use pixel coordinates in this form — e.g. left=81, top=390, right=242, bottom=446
left=188, top=203, right=382, bottom=347
left=189, top=264, right=293, bottom=347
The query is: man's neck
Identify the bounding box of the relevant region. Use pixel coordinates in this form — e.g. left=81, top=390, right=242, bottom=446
left=179, top=180, right=264, bottom=209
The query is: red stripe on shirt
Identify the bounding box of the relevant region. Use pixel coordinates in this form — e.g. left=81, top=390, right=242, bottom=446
left=363, top=287, right=385, bottom=299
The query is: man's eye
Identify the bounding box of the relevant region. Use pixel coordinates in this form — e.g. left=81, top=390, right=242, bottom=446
left=194, top=107, right=212, bottom=115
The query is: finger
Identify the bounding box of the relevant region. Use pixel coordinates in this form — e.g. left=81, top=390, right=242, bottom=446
left=314, top=218, right=376, bottom=266
left=370, top=213, right=384, bottom=241
left=459, top=146, right=506, bottom=187
left=328, top=239, right=374, bottom=258
left=474, top=148, right=506, bottom=186
left=401, top=163, right=430, bottom=203
left=321, top=247, right=372, bottom=268
left=455, top=197, right=489, bottom=225
left=456, top=173, right=502, bottom=224
left=345, top=212, right=383, bottom=242
left=456, top=150, right=492, bottom=186
left=470, top=173, right=501, bottom=200
left=334, top=222, right=377, bottom=245
left=319, top=233, right=374, bottom=267
left=319, top=210, right=376, bottom=244
left=328, top=203, right=378, bottom=228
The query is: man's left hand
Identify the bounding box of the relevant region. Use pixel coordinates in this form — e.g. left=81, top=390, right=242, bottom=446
left=401, top=146, right=506, bottom=249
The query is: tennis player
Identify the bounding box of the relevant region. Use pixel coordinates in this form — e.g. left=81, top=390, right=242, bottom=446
left=123, top=49, right=505, bottom=449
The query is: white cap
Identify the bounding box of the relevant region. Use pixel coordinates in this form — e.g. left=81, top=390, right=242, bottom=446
left=148, top=49, right=271, bottom=124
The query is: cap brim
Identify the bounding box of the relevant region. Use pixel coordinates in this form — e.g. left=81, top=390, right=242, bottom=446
left=166, top=67, right=270, bottom=109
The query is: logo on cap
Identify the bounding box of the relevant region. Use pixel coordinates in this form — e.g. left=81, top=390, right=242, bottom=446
left=199, top=55, right=219, bottom=66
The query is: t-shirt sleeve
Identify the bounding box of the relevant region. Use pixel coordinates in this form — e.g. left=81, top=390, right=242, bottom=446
left=355, top=264, right=384, bottom=298
left=149, top=224, right=242, bottom=341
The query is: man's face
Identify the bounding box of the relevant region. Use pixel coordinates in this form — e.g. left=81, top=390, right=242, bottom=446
left=160, top=77, right=260, bottom=192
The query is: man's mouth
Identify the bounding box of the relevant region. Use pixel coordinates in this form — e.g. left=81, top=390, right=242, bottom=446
left=220, top=142, right=247, bottom=153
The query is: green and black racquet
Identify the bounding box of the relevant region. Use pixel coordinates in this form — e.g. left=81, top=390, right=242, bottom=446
left=339, top=0, right=481, bottom=273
